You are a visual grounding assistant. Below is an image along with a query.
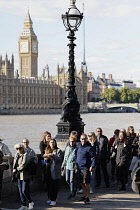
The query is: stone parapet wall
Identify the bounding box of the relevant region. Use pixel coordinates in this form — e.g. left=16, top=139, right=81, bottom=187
left=0, top=109, right=62, bottom=115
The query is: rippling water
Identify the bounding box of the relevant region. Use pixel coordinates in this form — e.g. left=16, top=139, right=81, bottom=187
left=0, top=113, right=139, bottom=155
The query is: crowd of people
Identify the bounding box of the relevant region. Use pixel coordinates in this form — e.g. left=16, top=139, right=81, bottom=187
left=39, top=126, right=140, bottom=205
left=0, top=125, right=140, bottom=209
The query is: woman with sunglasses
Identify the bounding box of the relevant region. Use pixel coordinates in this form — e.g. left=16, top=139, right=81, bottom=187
left=13, top=143, right=34, bottom=210
left=87, top=132, right=99, bottom=193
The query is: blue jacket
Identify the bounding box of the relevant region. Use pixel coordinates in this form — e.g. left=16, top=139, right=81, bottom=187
left=62, top=144, right=77, bottom=170
left=75, top=141, right=96, bottom=170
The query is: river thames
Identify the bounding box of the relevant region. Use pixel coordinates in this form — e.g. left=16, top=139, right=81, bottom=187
left=0, top=113, right=140, bottom=155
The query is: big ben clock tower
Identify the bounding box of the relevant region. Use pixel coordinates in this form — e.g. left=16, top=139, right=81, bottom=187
left=19, top=10, right=38, bottom=78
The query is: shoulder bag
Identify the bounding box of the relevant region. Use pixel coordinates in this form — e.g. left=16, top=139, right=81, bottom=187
left=0, top=162, right=9, bottom=170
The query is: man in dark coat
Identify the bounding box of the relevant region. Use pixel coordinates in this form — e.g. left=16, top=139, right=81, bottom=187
left=95, top=128, right=110, bottom=188
left=75, top=134, right=96, bottom=204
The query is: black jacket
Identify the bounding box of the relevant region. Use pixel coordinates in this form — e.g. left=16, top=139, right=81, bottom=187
left=132, top=137, right=139, bottom=157
left=116, top=141, right=131, bottom=167
left=97, top=135, right=110, bottom=161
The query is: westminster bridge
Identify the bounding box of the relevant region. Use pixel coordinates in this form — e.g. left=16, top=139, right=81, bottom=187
left=87, top=102, right=140, bottom=113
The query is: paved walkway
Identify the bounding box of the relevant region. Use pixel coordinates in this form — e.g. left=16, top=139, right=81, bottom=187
left=1, top=181, right=140, bottom=210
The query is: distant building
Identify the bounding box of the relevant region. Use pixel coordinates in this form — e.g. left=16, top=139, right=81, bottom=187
left=0, top=11, right=87, bottom=112
left=19, top=10, right=38, bottom=78
left=133, top=80, right=140, bottom=88
left=0, top=54, right=14, bottom=79
left=108, top=83, right=122, bottom=90
left=87, top=72, right=100, bottom=102
left=96, top=73, right=115, bottom=95
left=122, top=80, right=136, bottom=90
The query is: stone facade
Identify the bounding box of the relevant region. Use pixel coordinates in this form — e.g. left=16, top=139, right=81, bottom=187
left=0, top=11, right=88, bottom=112
left=0, top=54, right=14, bottom=79
left=87, top=72, right=100, bottom=102
left=96, top=73, right=115, bottom=96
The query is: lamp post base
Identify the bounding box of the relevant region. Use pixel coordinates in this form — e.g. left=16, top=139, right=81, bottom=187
left=55, top=120, right=85, bottom=142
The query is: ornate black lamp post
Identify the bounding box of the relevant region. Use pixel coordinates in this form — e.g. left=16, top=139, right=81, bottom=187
left=55, top=0, right=85, bottom=141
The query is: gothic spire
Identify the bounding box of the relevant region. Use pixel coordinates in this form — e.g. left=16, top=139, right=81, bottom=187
left=21, top=10, right=36, bottom=36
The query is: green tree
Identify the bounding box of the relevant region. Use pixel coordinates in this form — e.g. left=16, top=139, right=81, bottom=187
left=135, top=88, right=140, bottom=103
left=120, top=87, right=134, bottom=103
left=102, top=87, right=120, bottom=103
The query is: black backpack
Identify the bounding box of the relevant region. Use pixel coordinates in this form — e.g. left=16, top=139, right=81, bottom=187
left=25, top=160, right=37, bottom=175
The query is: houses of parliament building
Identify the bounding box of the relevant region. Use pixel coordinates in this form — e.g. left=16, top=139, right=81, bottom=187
left=0, top=11, right=88, bottom=113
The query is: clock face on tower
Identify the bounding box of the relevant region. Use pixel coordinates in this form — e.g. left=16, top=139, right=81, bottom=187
left=32, top=43, right=37, bottom=52
left=20, top=42, right=28, bottom=52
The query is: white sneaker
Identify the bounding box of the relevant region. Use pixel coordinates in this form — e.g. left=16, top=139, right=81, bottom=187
left=78, top=189, right=83, bottom=193
left=28, top=202, right=34, bottom=210
left=50, top=201, right=56, bottom=206
left=18, top=206, right=28, bottom=210
left=47, top=199, right=51, bottom=203
left=90, top=189, right=94, bottom=194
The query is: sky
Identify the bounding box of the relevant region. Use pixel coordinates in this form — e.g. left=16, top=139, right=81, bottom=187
left=0, top=0, right=140, bottom=80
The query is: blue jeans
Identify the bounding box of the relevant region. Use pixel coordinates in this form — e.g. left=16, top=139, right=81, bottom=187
left=17, top=178, right=32, bottom=206
left=65, top=169, right=75, bottom=192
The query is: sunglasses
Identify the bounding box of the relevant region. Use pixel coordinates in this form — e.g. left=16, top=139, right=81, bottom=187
left=88, top=135, right=92, bottom=137
left=16, top=147, right=23, bottom=150
left=81, top=138, right=86, bottom=140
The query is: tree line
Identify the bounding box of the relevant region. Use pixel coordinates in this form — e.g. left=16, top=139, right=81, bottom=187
left=102, top=87, right=140, bottom=103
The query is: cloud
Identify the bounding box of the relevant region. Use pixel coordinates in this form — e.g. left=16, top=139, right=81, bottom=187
left=0, top=0, right=68, bottom=22
left=79, top=0, right=140, bottom=19
left=0, top=0, right=140, bottom=22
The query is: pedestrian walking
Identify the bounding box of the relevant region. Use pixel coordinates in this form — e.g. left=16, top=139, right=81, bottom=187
left=39, top=131, right=51, bottom=189
left=114, top=131, right=131, bottom=191
left=87, top=132, right=99, bottom=193
left=61, top=135, right=77, bottom=199
left=13, top=143, right=34, bottom=210
left=43, top=138, right=63, bottom=206
left=109, top=129, right=120, bottom=181
left=95, top=128, right=110, bottom=188
left=75, top=134, right=96, bottom=204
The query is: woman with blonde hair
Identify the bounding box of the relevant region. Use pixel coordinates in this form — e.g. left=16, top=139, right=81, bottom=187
left=43, top=138, right=63, bottom=206
left=13, top=143, right=34, bottom=210
left=88, top=132, right=99, bottom=193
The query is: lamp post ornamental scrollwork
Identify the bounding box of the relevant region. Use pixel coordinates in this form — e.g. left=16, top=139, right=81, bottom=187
left=61, top=0, right=83, bottom=122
